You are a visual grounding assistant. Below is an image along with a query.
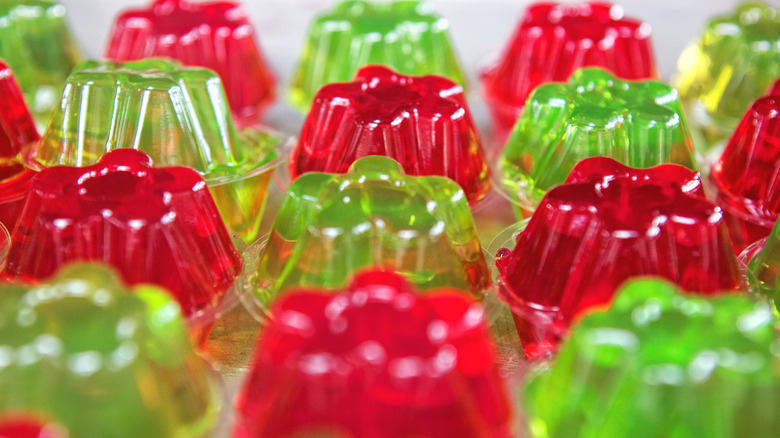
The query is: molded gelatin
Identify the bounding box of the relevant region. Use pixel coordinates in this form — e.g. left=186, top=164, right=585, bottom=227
left=676, top=2, right=780, bottom=149
left=499, top=67, right=695, bottom=216
left=746, top=219, right=780, bottom=310
left=291, top=65, right=490, bottom=204
left=0, top=263, right=221, bottom=438
left=290, top=0, right=466, bottom=112
left=106, top=0, right=275, bottom=126
left=710, top=93, right=780, bottom=253
left=523, top=279, right=780, bottom=438
left=495, top=157, right=741, bottom=359
left=0, top=60, right=39, bottom=234
left=25, top=58, right=282, bottom=242
left=3, top=149, right=242, bottom=343
left=0, top=419, right=66, bottom=438
left=0, top=0, right=80, bottom=119
left=251, top=155, right=490, bottom=311
left=235, top=270, right=512, bottom=438
left=481, top=2, right=657, bottom=139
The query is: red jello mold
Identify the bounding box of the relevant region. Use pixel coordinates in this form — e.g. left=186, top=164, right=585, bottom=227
left=234, top=269, right=513, bottom=438
left=0, top=418, right=65, bottom=438
left=711, top=91, right=780, bottom=253
left=290, top=65, right=490, bottom=204
left=0, top=59, right=39, bottom=234
left=105, top=0, right=275, bottom=127
left=481, top=2, right=657, bottom=139
left=2, top=149, right=241, bottom=345
left=495, top=157, right=741, bottom=360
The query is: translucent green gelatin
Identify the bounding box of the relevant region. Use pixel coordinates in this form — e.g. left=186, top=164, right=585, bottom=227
left=676, top=2, right=780, bottom=149
left=747, top=219, right=780, bottom=310
left=523, top=279, right=780, bottom=438
left=0, top=263, right=220, bottom=438
left=252, top=156, right=490, bottom=309
left=500, top=67, right=695, bottom=216
left=26, top=58, right=282, bottom=242
left=289, top=0, right=466, bottom=112
left=0, top=0, right=81, bottom=119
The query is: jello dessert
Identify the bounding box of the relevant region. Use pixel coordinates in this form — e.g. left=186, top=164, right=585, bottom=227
left=523, top=279, right=780, bottom=438
left=0, top=60, right=39, bottom=234
left=247, top=155, right=490, bottom=314
left=499, top=67, right=695, bottom=217
left=710, top=91, right=780, bottom=253
left=106, top=0, right=275, bottom=127
left=676, top=2, right=780, bottom=150
left=0, top=0, right=80, bottom=119
left=290, top=0, right=466, bottom=112
left=745, top=218, right=780, bottom=311
left=235, top=270, right=513, bottom=438
left=25, top=58, right=283, bottom=243
left=3, top=149, right=242, bottom=345
left=290, top=65, right=490, bottom=204
left=0, top=418, right=67, bottom=438
left=495, top=157, right=741, bottom=359
left=0, top=263, right=221, bottom=438
left=481, top=2, right=658, bottom=139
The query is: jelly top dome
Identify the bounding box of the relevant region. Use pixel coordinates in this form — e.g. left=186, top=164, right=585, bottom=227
left=4, top=149, right=241, bottom=321
left=291, top=65, right=490, bottom=204
left=524, top=278, right=780, bottom=438
left=254, top=155, right=489, bottom=308
left=29, top=58, right=279, bottom=185
left=0, top=263, right=220, bottom=438
left=235, top=269, right=512, bottom=438
left=289, top=0, right=466, bottom=111
left=499, top=67, right=695, bottom=211
left=483, top=2, right=656, bottom=111
left=106, top=0, right=276, bottom=126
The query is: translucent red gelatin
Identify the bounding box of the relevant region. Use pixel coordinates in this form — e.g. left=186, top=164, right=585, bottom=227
left=495, top=157, right=741, bottom=360
left=0, top=419, right=64, bottom=438
left=3, top=149, right=241, bottom=336
left=291, top=65, right=490, bottom=204
left=0, top=59, right=39, bottom=234
left=711, top=93, right=780, bottom=253
left=481, top=2, right=657, bottom=138
left=106, top=0, right=275, bottom=126
left=234, top=270, right=513, bottom=438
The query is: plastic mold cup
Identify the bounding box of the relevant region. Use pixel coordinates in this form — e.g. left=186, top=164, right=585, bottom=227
left=289, top=0, right=466, bottom=112
left=676, top=2, right=780, bottom=152
left=523, top=279, right=780, bottom=438
left=0, top=60, right=39, bottom=235
left=105, top=0, right=275, bottom=127
left=494, top=157, right=742, bottom=360
left=710, top=92, right=780, bottom=253
left=481, top=2, right=658, bottom=140
left=291, top=65, right=490, bottom=205
left=497, top=67, right=696, bottom=218
left=243, top=155, right=491, bottom=317
left=24, top=58, right=283, bottom=243
left=2, top=149, right=242, bottom=347
left=0, top=0, right=81, bottom=121
left=0, top=263, right=222, bottom=438
left=234, top=269, right=513, bottom=438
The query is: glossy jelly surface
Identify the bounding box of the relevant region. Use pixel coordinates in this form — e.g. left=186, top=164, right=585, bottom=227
left=499, top=67, right=695, bottom=216
left=676, top=1, right=780, bottom=148
left=0, top=263, right=221, bottom=438
left=482, top=2, right=657, bottom=137
left=27, top=58, right=282, bottom=242
left=495, top=157, right=741, bottom=359
left=290, top=0, right=466, bottom=112
left=252, top=155, right=490, bottom=310
left=747, top=219, right=780, bottom=311
left=711, top=94, right=780, bottom=253
left=106, top=0, right=275, bottom=126
left=4, top=149, right=242, bottom=325
left=291, top=65, right=490, bottom=204
left=0, top=59, right=39, bottom=234
left=235, top=270, right=513, bottom=438
left=0, top=0, right=80, bottom=118
left=523, top=279, right=780, bottom=438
